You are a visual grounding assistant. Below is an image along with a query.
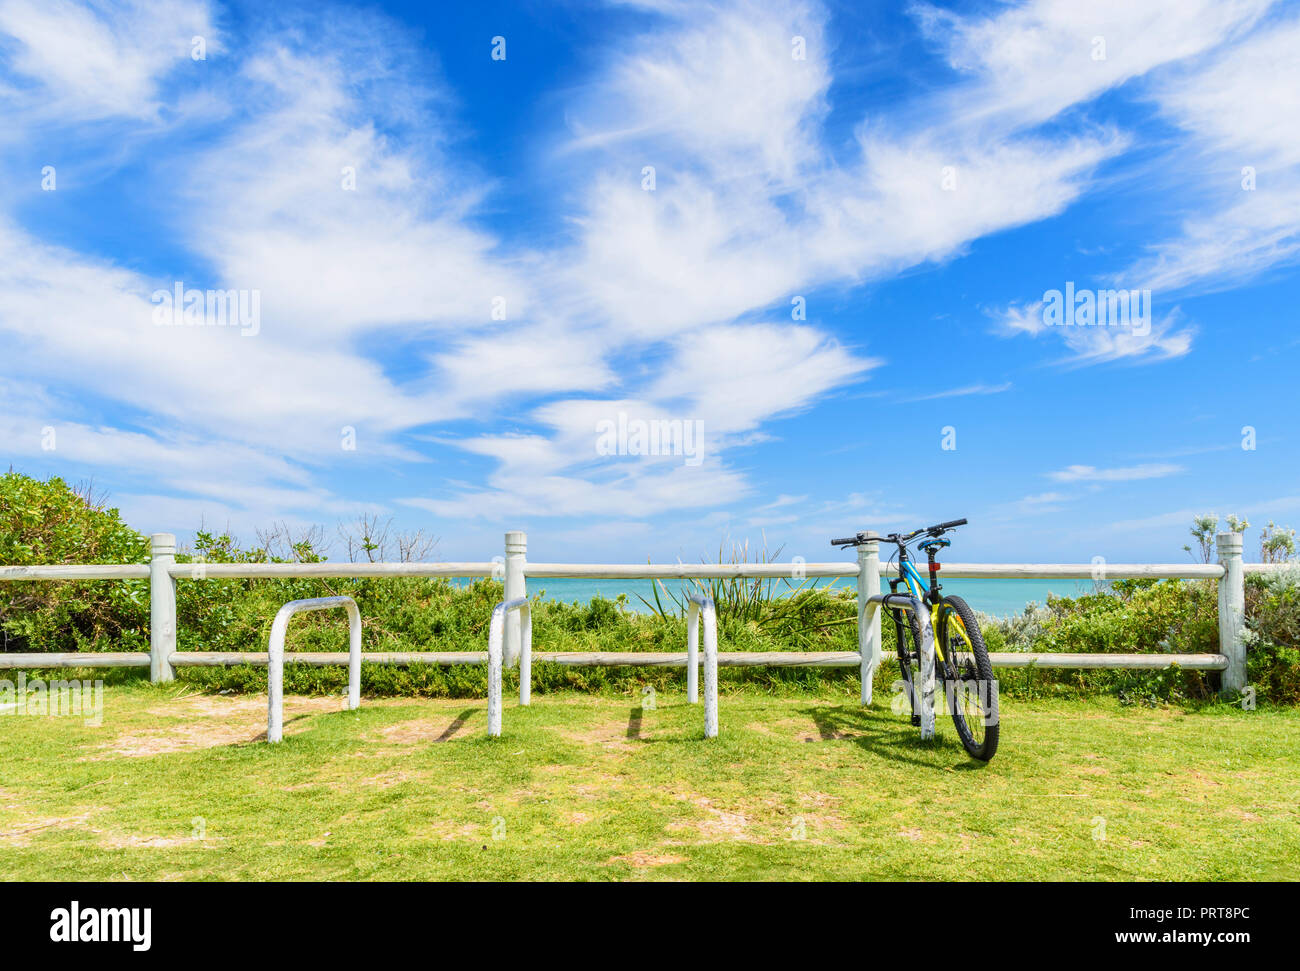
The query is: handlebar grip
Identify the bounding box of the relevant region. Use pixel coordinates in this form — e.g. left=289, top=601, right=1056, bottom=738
left=933, top=518, right=967, bottom=530
left=831, top=537, right=857, bottom=546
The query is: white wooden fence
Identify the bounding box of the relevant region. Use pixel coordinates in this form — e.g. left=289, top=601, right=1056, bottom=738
left=0, top=528, right=1270, bottom=697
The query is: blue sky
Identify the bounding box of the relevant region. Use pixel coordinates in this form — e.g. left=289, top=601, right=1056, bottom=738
left=1, top=0, right=1297, bottom=565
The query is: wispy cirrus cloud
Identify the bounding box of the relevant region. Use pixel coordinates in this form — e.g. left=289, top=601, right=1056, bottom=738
left=0, top=0, right=217, bottom=124
left=1048, top=463, right=1184, bottom=483
left=1125, top=12, right=1300, bottom=294
left=914, top=0, right=1272, bottom=128
left=904, top=382, right=1011, bottom=402
left=973, top=0, right=1290, bottom=368
left=990, top=302, right=1195, bottom=365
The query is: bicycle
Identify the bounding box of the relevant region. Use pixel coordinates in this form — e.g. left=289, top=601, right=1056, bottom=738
left=832, top=519, right=999, bottom=761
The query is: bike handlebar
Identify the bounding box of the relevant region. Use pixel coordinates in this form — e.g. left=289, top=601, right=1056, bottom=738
left=831, top=519, right=968, bottom=548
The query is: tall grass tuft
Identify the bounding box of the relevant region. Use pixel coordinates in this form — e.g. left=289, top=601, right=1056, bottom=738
left=634, top=535, right=850, bottom=639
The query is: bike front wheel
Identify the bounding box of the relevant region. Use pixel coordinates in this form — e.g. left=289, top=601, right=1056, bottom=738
left=937, top=595, right=999, bottom=761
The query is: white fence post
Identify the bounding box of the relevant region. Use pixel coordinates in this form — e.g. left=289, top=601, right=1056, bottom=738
left=857, top=536, right=880, bottom=705
left=504, top=530, right=526, bottom=668
left=149, top=533, right=177, bottom=683
left=1216, top=532, right=1246, bottom=694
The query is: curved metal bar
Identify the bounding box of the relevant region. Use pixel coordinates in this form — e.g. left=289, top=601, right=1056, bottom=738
left=686, top=594, right=718, bottom=738
left=865, top=593, right=935, bottom=740
left=686, top=599, right=700, bottom=703
left=487, top=597, right=532, bottom=737
left=267, top=596, right=361, bottom=744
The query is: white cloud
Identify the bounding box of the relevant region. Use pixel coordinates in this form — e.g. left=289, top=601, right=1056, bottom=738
left=649, top=324, right=875, bottom=434
left=993, top=302, right=1047, bottom=338
left=985, top=490, right=1074, bottom=521
left=915, top=0, right=1272, bottom=128
left=906, top=382, right=1011, bottom=402
left=418, top=322, right=874, bottom=519
left=0, top=218, right=454, bottom=454
left=1127, top=15, right=1300, bottom=293
left=1057, top=311, right=1195, bottom=366
left=991, top=302, right=1195, bottom=365
left=567, top=0, right=830, bottom=182
left=403, top=461, right=752, bottom=522
left=430, top=327, right=617, bottom=404
left=0, top=0, right=216, bottom=122
left=1048, top=463, right=1184, bottom=483
left=1023, top=491, right=1070, bottom=505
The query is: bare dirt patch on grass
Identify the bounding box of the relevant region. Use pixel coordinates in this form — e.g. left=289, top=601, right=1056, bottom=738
left=666, top=794, right=759, bottom=843
left=372, top=710, right=481, bottom=746
left=763, top=712, right=867, bottom=743
left=607, top=849, right=687, bottom=868
left=782, top=791, right=849, bottom=839
left=93, top=696, right=344, bottom=757
left=99, top=834, right=195, bottom=849
left=357, top=769, right=417, bottom=790
left=0, top=809, right=97, bottom=847
left=0, top=795, right=196, bottom=851
left=559, top=724, right=638, bottom=753
left=427, top=821, right=483, bottom=842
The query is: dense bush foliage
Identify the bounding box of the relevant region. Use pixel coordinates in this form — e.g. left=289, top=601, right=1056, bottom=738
left=978, top=579, right=1220, bottom=703
left=0, top=473, right=150, bottom=651
left=2, top=472, right=1298, bottom=704
left=1244, top=568, right=1300, bottom=705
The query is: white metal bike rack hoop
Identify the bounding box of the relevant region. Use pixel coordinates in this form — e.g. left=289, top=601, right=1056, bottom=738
left=865, top=592, right=936, bottom=739
left=486, top=594, right=718, bottom=739
left=266, top=596, right=362, bottom=743
left=487, top=597, right=533, bottom=737
left=686, top=593, right=719, bottom=739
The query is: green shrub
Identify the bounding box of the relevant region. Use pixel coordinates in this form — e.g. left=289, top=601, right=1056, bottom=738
left=978, top=580, right=1220, bottom=702
left=0, top=472, right=149, bottom=651
left=1244, top=568, right=1300, bottom=705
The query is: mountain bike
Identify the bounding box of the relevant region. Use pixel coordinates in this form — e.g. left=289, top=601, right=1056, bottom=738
left=833, top=519, right=999, bottom=761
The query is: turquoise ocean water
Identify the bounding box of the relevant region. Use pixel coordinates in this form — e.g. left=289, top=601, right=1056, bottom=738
left=490, top=576, right=1099, bottom=618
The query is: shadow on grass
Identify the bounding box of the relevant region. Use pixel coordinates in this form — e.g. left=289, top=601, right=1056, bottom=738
left=436, top=707, right=478, bottom=742
left=618, top=703, right=718, bottom=745
left=801, top=704, right=982, bottom=771
left=237, top=710, right=321, bottom=745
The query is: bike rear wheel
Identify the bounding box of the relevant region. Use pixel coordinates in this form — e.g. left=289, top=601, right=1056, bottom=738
left=937, top=595, right=999, bottom=761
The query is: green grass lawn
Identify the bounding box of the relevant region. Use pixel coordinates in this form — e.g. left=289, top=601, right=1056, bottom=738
left=1, top=679, right=1297, bottom=880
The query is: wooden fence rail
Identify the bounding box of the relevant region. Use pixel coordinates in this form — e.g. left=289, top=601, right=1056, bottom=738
left=0, top=529, right=1274, bottom=697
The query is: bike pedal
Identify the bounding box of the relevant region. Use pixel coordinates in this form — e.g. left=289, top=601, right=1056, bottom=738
left=911, top=715, right=921, bottom=727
